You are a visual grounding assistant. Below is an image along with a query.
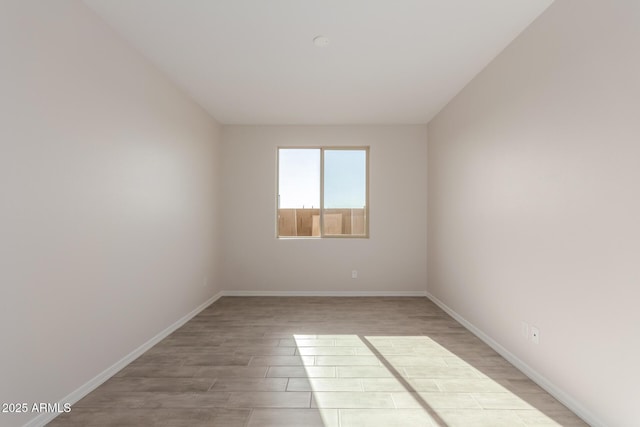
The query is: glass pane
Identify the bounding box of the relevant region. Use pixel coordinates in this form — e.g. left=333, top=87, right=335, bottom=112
left=323, top=149, right=367, bottom=236
left=278, top=149, right=320, bottom=237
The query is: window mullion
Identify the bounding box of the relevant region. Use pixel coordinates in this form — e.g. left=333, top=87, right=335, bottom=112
left=319, top=147, right=325, bottom=237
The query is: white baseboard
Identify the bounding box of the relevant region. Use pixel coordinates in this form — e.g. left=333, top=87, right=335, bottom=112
left=222, top=290, right=427, bottom=297
left=425, top=291, right=603, bottom=427
left=26, top=291, right=224, bottom=427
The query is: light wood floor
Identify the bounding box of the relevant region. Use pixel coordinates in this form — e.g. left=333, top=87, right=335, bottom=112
left=48, top=297, right=588, bottom=426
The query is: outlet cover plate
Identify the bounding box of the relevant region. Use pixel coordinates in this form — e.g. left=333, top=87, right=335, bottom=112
left=531, top=326, right=540, bottom=344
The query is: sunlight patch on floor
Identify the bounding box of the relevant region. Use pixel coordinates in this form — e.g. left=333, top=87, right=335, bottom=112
left=292, top=334, right=568, bottom=427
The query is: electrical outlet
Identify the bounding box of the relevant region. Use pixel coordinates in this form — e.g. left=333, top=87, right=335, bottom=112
left=521, top=321, right=529, bottom=339
left=351, top=270, right=358, bottom=279
left=531, top=326, right=540, bottom=344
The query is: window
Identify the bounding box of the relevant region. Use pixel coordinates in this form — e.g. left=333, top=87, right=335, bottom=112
left=277, top=147, right=369, bottom=238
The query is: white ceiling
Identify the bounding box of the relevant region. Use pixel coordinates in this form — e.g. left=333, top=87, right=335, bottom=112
left=84, top=0, right=553, bottom=124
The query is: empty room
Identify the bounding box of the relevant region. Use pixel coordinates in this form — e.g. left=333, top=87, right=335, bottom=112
left=1, top=0, right=637, bottom=426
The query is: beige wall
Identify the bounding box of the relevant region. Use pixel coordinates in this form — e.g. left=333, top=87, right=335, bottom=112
left=427, top=1, right=639, bottom=426
left=221, top=125, right=428, bottom=294
left=0, top=2, right=222, bottom=426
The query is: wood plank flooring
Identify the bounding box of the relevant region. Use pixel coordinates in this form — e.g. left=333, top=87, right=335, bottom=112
left=48, top=297, right=588, bottom=426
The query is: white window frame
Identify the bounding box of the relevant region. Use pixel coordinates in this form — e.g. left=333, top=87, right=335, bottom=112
left=276, top=146, right=370, bottom=239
